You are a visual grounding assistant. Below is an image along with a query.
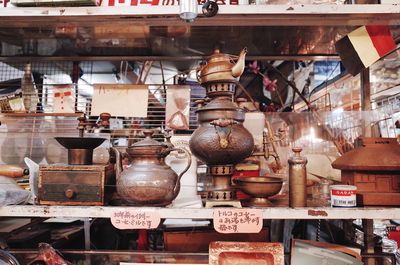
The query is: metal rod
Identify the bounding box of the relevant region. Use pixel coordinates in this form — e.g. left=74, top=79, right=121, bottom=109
left=84, top=218, right=91, bottom=251
left=361, top=67, right=372, bottom=137
left=235, top=82, right=259, bottom=110
left=159, top=61, right=166, bottom=94
left=0, top=54, right=341, bottom=62
left=29, top=117, right=36, bottom=158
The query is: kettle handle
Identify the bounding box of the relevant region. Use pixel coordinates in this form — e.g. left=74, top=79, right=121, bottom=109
left=111, top=147, right=123, bottom=181
left=195, top=64, right=203, bottom=83
left=169, top=147, right=192, bottom=195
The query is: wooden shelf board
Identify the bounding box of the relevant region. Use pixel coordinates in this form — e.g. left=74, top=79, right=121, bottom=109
left=1, top=4, right=399, bottom=27
left=0, top=205, right=399, bottom=220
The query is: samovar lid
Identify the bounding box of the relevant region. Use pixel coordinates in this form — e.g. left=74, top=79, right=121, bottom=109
left=332, top=137, right=400, bottom=171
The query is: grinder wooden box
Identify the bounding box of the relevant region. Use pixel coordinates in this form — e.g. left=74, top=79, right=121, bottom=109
left=332, top=137, right=400, bottom=206
left=38, top=164, right=110, bottom=206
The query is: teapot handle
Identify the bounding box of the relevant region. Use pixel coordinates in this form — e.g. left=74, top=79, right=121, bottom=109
left=195, top=64, right=203, bottom=83
left=110, top=147, right=123, bottom=181
left=169, top=147, right=192, bottom=195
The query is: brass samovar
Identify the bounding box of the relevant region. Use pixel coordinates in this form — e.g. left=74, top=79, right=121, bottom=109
left=189, top=48, right=255, bottom=207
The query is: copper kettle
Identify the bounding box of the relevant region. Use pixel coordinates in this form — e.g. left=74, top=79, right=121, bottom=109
left=113, top=130, right=191, bottom=206
left=197, top=48, right=247, bottom=84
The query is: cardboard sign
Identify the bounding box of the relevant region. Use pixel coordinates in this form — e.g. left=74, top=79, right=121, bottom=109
left=213, top=208, right=263, bottom=234
left=111, top=210, right=160, bottom=230
left=91, top=84, right=148, bottom=117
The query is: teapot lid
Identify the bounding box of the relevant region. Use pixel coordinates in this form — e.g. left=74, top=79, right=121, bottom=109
left=131, top=130, right=166, bottom=148
left=208, top=48, right=232, bottom=62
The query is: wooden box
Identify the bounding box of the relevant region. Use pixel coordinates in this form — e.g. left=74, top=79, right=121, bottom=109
left=38, top=164, right=110, bottom=206
left=332, top=137, right=400, bottom=206
left=164, top=227, right=269, bottom=252
left=342, top=170, right=400, bottom=206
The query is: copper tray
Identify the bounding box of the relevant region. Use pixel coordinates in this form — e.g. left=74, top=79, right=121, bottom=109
left=209, top=241, right=284, bottom=265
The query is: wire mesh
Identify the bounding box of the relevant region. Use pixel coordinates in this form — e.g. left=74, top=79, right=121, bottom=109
left=0, top=61, right=206, bottom=149
left=0, top=60, right=399, bottom=165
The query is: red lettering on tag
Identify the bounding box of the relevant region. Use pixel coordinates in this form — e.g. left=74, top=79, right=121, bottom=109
left=332, top=190, right=356, bottom=196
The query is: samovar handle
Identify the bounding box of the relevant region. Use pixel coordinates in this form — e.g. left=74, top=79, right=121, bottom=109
left=210, top=119, right=239, bottom=149
left=169, top=147, right=192, bottom=195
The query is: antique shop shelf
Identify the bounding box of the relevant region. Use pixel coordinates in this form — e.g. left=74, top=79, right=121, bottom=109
left=0, top=205, right=400, bottom=220
left=0, top=4, right=399, bottom=27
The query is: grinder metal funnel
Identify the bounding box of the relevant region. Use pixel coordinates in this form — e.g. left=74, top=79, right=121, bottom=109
left=55, top=114, right=106, bottom=165
left=55, top=137, right=106, bottom=165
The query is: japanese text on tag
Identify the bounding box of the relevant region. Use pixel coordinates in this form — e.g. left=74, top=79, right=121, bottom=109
left=213, top=208, right=262, bottom=234
left=111, top=210, right=160, bottom=230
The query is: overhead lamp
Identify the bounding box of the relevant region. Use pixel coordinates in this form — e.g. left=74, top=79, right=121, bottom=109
left=179, top=0, right=198, bottom=22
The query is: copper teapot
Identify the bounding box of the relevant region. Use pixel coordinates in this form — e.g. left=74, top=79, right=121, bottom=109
left=113, top=130, right=191, bottom=206
left=197, top=48, right=247, bottom=84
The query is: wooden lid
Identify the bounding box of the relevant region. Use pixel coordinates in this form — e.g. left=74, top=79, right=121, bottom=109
left=332, top=137, right=400, bottom=171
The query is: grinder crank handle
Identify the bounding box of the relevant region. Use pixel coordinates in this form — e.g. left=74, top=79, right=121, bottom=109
left=0, top=165, right=29, bottom=178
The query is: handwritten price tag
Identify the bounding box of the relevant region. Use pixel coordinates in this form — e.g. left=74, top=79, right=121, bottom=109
left=110, top=210, right=160, bottom=230
left=213, top=208, right=263, bottom=234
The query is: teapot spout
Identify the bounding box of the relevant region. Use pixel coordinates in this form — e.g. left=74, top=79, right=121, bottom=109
left=231, top=47, right=247, bottom=78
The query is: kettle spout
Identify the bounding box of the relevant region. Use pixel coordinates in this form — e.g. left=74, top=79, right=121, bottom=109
left=231, top=47, right=247, bottom=78
left=111, top=147, right=123, bottom=180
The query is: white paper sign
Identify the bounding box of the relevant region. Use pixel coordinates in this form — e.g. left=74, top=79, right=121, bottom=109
left=52, top=84, right=75, bottom=113
left=91, top=84, right=148, bottom=117
left=165, top=85, right=190, bottom=130
left=110, top=210, right=160, bottom=230
left=213, top=208, right=263, bottom=234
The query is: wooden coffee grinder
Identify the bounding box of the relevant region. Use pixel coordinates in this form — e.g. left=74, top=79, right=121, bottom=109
left=332, top=137, right=400, bottom=206
left=38, top=114, right=113, bottom=206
